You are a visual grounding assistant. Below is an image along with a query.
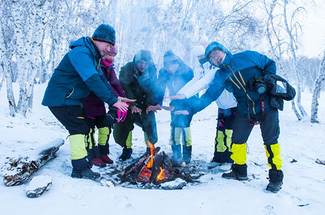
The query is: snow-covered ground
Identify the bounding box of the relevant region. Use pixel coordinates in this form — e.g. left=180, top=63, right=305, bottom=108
left=0, top=83, right=324, bottom=215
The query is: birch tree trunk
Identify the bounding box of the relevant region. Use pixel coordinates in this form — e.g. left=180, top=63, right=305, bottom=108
left=0, top=1, right=17, bottom=116
left=310, top=51, right=325, bottom=123
left=283, top=0, right=308, bottom=119
left=264, top=0, right=302, bottom=120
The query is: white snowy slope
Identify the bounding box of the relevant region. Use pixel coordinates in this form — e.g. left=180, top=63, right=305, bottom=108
left=0, top=83, right=324, bottom=215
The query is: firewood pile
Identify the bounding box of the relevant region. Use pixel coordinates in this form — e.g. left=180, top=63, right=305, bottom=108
left=117, top=143, right=204, bottom=189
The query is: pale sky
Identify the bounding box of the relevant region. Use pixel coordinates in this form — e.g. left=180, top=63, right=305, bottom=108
left=299, top=0, right=325, bottom=57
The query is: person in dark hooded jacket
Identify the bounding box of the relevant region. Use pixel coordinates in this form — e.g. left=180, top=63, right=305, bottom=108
left=83, top=46, right=126, bottom=167
left=182, top=42, right=284, bottom=193
left=42, top=24, right=132, bottom=180
left=156, top=50, right=195, bottom=166
left=113, top=50, right=160, bottom=161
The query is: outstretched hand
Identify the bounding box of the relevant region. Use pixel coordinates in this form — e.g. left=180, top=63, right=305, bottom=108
left=118, top=96, right=136, bottom=103
left=168, top=94, right=186, bottom=100
left=131, top=106, right=142, bottom=115
left=146, top=104, right=161, bottom=114
left=161, top=106, right=175, bottom=111
left=113, top=100, right=129, bottom=112
left=174, top=110, right=189, bottom=115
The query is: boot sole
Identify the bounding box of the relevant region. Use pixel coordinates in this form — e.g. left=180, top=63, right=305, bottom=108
left=222, top=174, right=248, bottom=181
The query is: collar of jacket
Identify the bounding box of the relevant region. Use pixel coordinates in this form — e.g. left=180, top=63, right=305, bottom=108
left=219, top=53, right=232, bottom=70
left=101, top=58, right=113, bottom=68
left=89, top=37, right=104, bottom=59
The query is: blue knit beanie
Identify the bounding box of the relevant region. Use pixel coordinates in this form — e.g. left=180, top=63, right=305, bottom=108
left=92, top=24, right=116, bottom=45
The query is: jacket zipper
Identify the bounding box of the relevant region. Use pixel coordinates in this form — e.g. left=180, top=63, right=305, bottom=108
left=225, top=64, right=256, bottom=115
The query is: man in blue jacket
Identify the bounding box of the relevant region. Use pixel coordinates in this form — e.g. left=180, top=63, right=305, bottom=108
left=42, top=24, right=131, bottom=180
left=187, top=42, right=284, bottom=193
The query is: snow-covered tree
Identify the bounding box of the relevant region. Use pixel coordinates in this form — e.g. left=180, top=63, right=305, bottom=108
left=310, top=51, right=325, bottom=123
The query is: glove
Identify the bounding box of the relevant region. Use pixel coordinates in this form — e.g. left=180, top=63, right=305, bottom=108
left=104, top=107, right=118, bottom=128
left=117, top=103, right=129, bottom=123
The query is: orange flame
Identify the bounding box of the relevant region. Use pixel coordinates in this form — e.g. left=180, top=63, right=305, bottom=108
left=146, top=141, right=155, bottom=168
left=156, top=167, right=164, bottom=181
left=156, top=167, right=168, bottom=182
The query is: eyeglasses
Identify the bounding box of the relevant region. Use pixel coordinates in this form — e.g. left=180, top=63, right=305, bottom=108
left=106, top=43, right=113, bottom=49
left=208, top=49, right=220, bottom=62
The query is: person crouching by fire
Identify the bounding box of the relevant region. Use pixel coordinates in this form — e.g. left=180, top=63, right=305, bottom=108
left=83, top=46, right=127, bottom=168
left=113, top=50, right=161, bottom=161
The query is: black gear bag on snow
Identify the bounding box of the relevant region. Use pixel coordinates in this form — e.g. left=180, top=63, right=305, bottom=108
left=264, top=74, right=296, bottom=111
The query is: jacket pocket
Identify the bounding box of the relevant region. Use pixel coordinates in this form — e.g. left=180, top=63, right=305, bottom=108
left=65, top=88, right=74, bottom=98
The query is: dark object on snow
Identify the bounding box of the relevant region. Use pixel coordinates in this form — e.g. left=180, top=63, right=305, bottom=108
left=119, top=147, right=133, bottom=161
left=290, top=159, right=298, bottom=163
left=25, top=175, right=52, bottom=198
left=315, top=158, right=325, bottom=165
left=1, top=138, right=64, bottom=186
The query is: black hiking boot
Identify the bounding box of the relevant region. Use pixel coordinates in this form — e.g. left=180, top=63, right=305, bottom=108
left=119, top=147, right=132, bottom=161
left=71, top=158, right=101, bottom=180
left=183, top=145, right=192, bottom=164
left=171, top=144, right=184, bottom=167
left=266, top=169, right=284, bottom=193
left=71, top=168, right=100, bottom=179
left=222, top=164, right=248, bottom=180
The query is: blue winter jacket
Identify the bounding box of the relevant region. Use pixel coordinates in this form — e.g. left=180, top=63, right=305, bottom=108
left=191, top=50, right=276, bottom=116
left=157, top=58, right=194, bottom=110
left=42, top=37, right=117, bottom=107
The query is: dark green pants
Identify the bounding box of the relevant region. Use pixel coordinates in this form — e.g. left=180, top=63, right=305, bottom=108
left=113, top=110, right=158, bottom=147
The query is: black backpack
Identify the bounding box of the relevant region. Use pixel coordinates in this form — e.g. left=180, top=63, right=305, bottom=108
left=264, top=74, right=296, bottom=111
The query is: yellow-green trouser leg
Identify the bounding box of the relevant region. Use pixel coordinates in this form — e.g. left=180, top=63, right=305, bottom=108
left=98, top=127, right=110, bottom=155
left=119, top=131, right=133, bottom=161
left=182, top=127, right=192, bottom=164
left=215, top=129, right=233, bottom=152
left=215, top=130, right=226, bottom=152
left=214, top=129, right=233, bottom=163
left=70, top=134, right=99, bottom=178
left=98, top=127, right=110, bottom=146
left=265, top=143, right=282, bottom=170
left=230, top=143, right=247, bottom=165
left=144, top=132, right=150, bottom=147
left=126, top=131, right=132, bottom=149
left=70, top=134, right=88, bottom=160
left=225, top=129, right=233, bottom=151
left=86, top=128, right=100, bottom=159
left=87, top=128, right=96, bottom=150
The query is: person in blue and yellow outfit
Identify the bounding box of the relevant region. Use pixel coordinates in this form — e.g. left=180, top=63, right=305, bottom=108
left=42, top=24, right=132, bottom=180
left=183, top=42, right=284, bottom=193
left=157, top=50, right=195, bottom=166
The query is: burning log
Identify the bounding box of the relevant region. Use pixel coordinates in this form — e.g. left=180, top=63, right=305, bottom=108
left=116, top=141, right=206, bottom=189
left=150, top=152, right=173, bottom=184
left=119, top=143, right=161, bottom=183
left=1, top=138, right=64, bottom=186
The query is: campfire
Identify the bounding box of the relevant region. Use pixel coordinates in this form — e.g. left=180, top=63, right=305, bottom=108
left=119, top=142, right=174, bottom=184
